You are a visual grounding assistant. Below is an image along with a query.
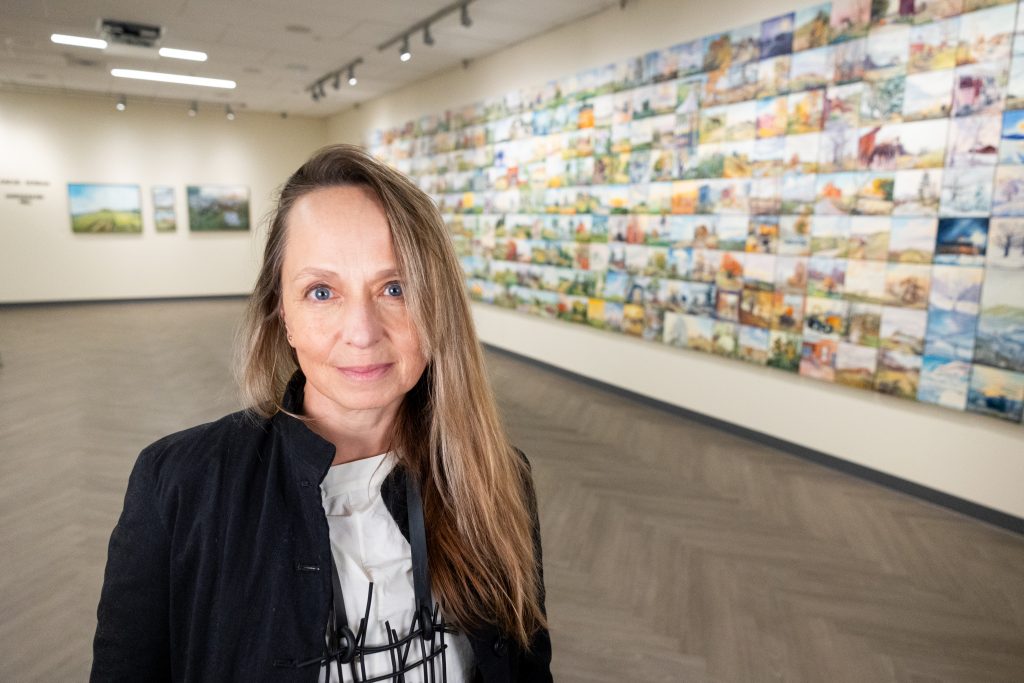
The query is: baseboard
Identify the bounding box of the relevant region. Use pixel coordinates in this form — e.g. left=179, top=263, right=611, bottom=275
left=0, top=293, right=249, bottom=308
left=484, top=343, right=1024, bottom=537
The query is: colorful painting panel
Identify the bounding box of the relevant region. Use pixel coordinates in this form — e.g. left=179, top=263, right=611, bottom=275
left=762, top=13, right=795, bottom=58
left=835, top=342, right=878, bottom=389
left=974, top=267, right=1024, bottom=370
left=967, top=364, right=1024, bottom=420
left=908, top=18, right=959, bottom=73
left=794, top=4, right=832, bottom=52
left=889, top=216, right=938, bottom=262
left=768, top=330, right=803, bottom=369
left=986, top=217, right=1024, bottom=267
left=918, top=356, right=971, bottom=409
left=935, top=216, right=989, bottom=263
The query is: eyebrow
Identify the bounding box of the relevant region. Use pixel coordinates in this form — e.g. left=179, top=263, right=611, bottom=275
left=292, top=267, right=400, bottom=281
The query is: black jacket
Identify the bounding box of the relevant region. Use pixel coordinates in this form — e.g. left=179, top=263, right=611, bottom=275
left=91, top=374, right=552, bottom=681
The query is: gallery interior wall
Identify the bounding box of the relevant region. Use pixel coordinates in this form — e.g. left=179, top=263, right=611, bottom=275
left=0, top=90, right=327, bottom=303
left=327, top=0, right=1024, bottom=519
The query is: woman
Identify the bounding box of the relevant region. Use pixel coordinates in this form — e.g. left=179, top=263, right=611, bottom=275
left=91, top=144, right=552, bottom=682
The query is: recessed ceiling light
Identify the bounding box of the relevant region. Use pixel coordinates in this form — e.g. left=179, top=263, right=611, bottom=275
left=51, top=34, right=107, bottom=49
left=110, top=68, right=236, bottom=89
left=159, top=47, right=207, bottom=62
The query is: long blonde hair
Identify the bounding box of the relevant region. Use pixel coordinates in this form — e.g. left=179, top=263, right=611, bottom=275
left=236, top=144, right=546, bottom=647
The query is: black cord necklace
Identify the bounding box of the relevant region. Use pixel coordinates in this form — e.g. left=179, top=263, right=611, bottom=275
left=293, top=470, right=457, bottom=682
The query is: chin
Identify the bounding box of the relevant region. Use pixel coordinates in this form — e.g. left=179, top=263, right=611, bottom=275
left=325, top=379, right=405, bottom=410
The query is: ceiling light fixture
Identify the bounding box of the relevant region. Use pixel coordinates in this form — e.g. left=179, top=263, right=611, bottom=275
left=375, top=1, right=474, bottom=64
left=332, top=73, right=341, bottom=90
left=51, top=33, right=107, bottom=49
left=115, top=95, right=126, bottom=112
left=110, top=69, right=236, bottom=89
left=348, top=66, right=358, bottom=86
left=188, top=100, right=198, bottom=117
left=158, top=47, right=208, bottom=62
left=226, top=105, right=235, bottom=121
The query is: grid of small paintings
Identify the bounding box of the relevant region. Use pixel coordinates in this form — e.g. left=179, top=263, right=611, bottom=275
left=368, top=0, right=1024, bottom=424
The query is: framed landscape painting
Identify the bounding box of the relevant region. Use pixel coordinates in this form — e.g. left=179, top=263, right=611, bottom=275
left=187, top=185, right=251, bottom=231
left=67, top=183, right=142, bottom=234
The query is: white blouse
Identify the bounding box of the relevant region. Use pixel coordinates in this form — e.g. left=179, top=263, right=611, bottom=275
left=318, top=453, right=473, bottom=683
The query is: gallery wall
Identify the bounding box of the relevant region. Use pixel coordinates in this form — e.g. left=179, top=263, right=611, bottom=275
left=328, top=0, right=1024, bottom=519
left=0, top=90, right=327, bottom=303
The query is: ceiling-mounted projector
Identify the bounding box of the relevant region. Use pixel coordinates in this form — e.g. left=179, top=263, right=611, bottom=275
left=98, top=19, right=162, bottom=48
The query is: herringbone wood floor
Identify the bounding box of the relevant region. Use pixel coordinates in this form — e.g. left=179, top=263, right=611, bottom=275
left=1, top=299, right=1022, bottom=682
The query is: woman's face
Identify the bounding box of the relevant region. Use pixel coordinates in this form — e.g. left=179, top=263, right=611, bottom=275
left=279, top=185, right=427, bottom=422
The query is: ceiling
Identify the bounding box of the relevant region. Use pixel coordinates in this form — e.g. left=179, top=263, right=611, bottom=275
left=0, top=0, right=618, bottom=118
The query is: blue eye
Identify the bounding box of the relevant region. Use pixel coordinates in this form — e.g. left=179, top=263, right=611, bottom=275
left=311, top=286, right=331, bottom=301
left=384, top=282, right=403, bottom=297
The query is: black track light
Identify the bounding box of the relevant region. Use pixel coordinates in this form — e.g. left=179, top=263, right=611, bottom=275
left=460, top=3, right=471, bottom=27
left=424, top=24, right=434, bottom=46
left=400, top=35, right=411, bottom=62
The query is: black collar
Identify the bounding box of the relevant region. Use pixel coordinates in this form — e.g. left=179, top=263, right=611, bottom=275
left=271, top=371, right=336, bottom=482
left=272, top=370, right=411, bottom=541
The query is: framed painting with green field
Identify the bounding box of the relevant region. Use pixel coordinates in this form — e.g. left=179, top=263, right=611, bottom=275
left=67, top=183, right=142, bottom=234
left=187, top=184, right=251, bottom=231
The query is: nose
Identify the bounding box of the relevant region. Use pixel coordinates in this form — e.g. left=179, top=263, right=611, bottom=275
left=337, top=296, right=384, bottom=348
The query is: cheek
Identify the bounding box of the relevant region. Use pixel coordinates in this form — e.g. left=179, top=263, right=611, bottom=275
left=286, top=307, right=337, bottom=354
left=382, top=308, right=426, bottom=362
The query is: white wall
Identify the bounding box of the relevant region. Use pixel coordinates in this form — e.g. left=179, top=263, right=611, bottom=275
left=326, top=0, right=1024, bottom=519
left=0, top=90, right=327, bottom=303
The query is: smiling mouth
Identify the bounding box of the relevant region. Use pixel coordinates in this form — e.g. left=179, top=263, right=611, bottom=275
left=337, top=363, right=393, bottom=380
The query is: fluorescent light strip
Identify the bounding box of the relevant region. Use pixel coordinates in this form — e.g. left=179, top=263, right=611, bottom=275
left=159, top=47, right=208, bottom=62
left=111, top=69, right=235, bottom=89
left=51, top=34, right=107, bottom=49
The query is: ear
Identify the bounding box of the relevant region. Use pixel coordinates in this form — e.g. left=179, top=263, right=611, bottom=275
left=279, top=308, right=294, bottom=346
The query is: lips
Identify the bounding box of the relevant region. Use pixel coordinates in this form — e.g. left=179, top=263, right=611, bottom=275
left=337, top=363, right=393, bottom=381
